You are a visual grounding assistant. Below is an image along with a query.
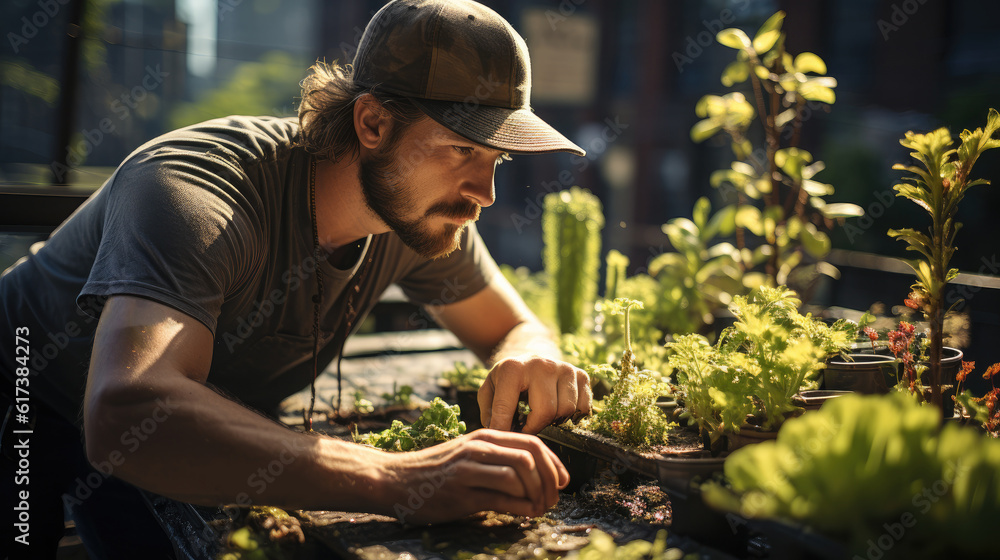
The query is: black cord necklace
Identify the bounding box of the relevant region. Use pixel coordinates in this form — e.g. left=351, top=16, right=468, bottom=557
left=307, top=158, right=323, bottom=432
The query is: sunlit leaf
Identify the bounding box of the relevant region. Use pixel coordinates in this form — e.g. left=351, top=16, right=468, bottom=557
left=736, top=205, right=764, bottom=236
left=820, top=203, right=865, bottom=219
left=752, top=30, right=781, bottom=54
left=756, top=11, right=786, bottom=38
left=691, top=119, right=721, bottom=143
left=693, top=197, right=711, bottom=230
left=802, top=180, right=834, bottom=196
left=800, top=224, right=831, bottom=258
left=705, top=204, right=738, bottom=239
left=799, top=83, right=835, bottom=104
left=722, top=61, right=750, bottom=87
left=793, top=52, right=827, bottom=75
left=717, top=28, right=752, bottom=50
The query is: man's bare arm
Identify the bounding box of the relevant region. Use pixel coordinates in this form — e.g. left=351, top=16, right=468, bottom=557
left=84, top=295, right=568, bottom=520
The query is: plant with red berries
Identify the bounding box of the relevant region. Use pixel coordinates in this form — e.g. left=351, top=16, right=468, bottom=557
left=887, top=108, right=1000, bottom=410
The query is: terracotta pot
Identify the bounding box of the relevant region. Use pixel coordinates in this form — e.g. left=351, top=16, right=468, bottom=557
left=822, top=354, right=898, bottom=394
left=725, top=424, right=778, bottom=452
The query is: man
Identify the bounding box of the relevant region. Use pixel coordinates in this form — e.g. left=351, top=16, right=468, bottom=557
left=0, top=0, right=592, bottom=557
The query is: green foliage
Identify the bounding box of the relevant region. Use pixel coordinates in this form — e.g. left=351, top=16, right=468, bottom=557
left=648, top=197, right=745, bottom=336
left=585, top=299, right=673, bottom=449
left=169, top=51, right=305, bottom=129
left=691, top=11, right=861, bottom=291
left=439, top=361, right=490, bottom=391
left=355, top=398, right=465, bottom=452
left=381, top=382, right=414, bottom=407
left=887, top=108, right=1000, bottom=408
left=543, top=187, right=604, bottom=335
left=352, top=389, right=374, bottom=414
left=217, top=506, right=304, bottom=560
left=668, top=286, right=856, bottom=442
left=499, top=264, right=555, bottom=331
left=575, top=529, right=695, bottom=560
left=702, top=393, right=1000, bottom=558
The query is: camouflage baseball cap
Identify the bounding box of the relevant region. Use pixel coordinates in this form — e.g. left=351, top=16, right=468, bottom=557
left=352, top=0, right=586, bottom=156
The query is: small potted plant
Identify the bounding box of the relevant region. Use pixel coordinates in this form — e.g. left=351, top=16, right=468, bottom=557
left=886, top=108, right=999, bottom=412
left=668, top=285, right=856, bottom=451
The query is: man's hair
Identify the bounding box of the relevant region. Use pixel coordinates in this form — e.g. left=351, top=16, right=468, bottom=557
left=298, top=61, right=426, bottom=163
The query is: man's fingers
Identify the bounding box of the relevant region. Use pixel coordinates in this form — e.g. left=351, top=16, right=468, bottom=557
left=452, top=462, right=528, bottom=498
left=576, top=368, right=593, bottom=415
left=470, top=430, right=564, bottom=508
left=555, top=372, right=578, bottom=420
left=479, top=368, right=525, bottom=431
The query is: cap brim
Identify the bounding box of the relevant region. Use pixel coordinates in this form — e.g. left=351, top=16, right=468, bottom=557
left=410, top=98, right=586, bottom=157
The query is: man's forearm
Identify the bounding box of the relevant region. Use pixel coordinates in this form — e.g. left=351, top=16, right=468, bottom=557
left=85, top=374, right=390, bottom=513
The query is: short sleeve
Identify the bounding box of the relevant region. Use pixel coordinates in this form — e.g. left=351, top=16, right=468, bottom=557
left=395, top=223, right=499, bottom=306
left=78, top=152, right=262, bottom=334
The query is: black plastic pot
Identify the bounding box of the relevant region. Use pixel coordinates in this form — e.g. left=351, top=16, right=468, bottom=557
left=822, top=354, right=898, bottom=394
left=797, top=389, right=853, bottom=411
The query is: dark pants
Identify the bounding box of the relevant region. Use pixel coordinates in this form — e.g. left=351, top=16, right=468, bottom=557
left=2, top=381, right=175, bottom=559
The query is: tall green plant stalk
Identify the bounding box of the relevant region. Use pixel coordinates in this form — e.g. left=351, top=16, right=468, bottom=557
left=888, top=108, right=1000, bottom=409
left=543, top=187, right=604, bottom=335
left=691, top=11, right=863, bottom=290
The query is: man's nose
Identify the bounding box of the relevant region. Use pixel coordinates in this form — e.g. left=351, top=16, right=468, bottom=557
left=460, top=164, right=496, bottom=208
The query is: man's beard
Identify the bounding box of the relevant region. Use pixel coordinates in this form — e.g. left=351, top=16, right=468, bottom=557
left=358, top=145, right=480, bottom=259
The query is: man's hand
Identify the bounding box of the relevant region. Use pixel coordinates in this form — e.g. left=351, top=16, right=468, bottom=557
left=477, top=356, right=591, bottom=434
left=379, top=429, right=569, bottom=523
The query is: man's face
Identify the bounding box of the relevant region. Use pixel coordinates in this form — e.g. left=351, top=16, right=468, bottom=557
left=358, top=116, right=506, bottom=259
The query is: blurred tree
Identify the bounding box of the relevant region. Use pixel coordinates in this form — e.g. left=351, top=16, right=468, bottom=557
left=168, top=51, right=305, bottom=129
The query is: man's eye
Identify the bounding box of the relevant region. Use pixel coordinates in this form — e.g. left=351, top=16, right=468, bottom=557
left=454, top=146, right=474, bottom=156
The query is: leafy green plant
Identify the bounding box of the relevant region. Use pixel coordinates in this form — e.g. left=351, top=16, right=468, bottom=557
left=886, top=108, right=1000, bottom=409
left=691, top=11, right=862, bottom=290
left=216, top=506, right=304, bottom=560
left=648, top=197, right=745, bottom=336
left=439, top=361, right=489, bottom=391
left=584, top=298, right=673, bottom=449
left=667, top=286, right=855, bottom=444
left=701, top=393, right=1000, bottom=558
left=352, top=389, right=374, bottom=414
left=355, top=397, right=465, bottom=452
left=381, top=382, right=414, bottom=407
left=543, top=187, right=604, bottom=335
left=575, top=529, right=694, bottom=560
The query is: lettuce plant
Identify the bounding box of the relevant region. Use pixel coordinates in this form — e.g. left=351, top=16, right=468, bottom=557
left=702, top=393, right=1000, bottom=558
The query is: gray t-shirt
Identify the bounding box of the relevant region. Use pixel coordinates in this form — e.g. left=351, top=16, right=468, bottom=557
left=0, top=115, right=498, bottom=424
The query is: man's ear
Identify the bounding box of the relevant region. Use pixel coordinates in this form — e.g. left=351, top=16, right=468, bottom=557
left=354, top=94, right=390, bottom=150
